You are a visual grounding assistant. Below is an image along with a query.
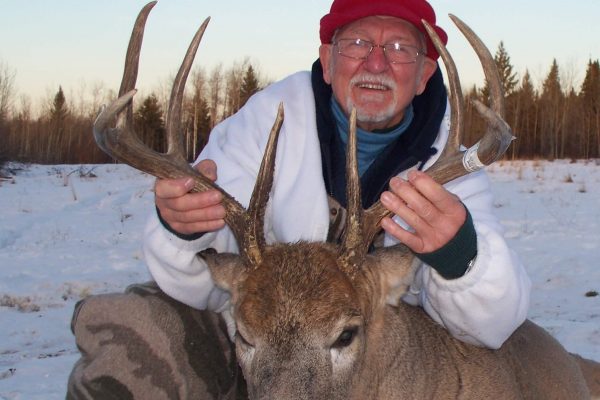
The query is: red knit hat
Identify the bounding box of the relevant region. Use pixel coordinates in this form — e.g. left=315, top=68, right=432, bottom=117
left=319, top=0, right=447, bottom=60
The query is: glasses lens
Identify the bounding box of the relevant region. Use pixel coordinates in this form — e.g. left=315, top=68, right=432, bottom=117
left=336, top=39, right=371, bottom=59
left=385, top=43, right=419, bottom=64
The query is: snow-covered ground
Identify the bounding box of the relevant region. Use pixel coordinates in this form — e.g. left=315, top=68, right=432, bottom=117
left=0, top=160, right=599, bottom=399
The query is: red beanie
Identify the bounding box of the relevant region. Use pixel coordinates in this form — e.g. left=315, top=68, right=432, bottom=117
left=319, top=0, right=447, bottom=60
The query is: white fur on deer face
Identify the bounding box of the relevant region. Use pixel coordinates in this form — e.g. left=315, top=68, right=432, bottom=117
left=203, top=241, right=416, bottom=400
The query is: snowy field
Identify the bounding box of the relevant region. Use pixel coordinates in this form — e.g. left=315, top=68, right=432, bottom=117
left=0, top=160, right=599, bottom=399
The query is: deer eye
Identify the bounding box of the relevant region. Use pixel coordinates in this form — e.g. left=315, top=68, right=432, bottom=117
left=332, top=327, right=358, bottom=349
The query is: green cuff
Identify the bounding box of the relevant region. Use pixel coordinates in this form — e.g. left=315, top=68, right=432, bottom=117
left=415, top=207, right=477, bottom=280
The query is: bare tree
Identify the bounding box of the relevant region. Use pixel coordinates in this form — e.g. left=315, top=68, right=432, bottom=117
left=222, top=58, right=249, bottom=118
left=181, top=67, right=212, bottom=160
left=88, top=81, right=111, bottom=119
left=207, top=64, right=223, bottom=128
left=13, top=95, right=33, bottom=159
left=0, top=60, right=16, bottom=123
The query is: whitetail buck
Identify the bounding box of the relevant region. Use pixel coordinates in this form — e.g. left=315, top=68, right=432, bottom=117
left=93, top=2, right=600, bottom=399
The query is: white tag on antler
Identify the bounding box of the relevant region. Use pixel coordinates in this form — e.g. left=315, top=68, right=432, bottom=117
left=462, top=143, right=485, bottom=172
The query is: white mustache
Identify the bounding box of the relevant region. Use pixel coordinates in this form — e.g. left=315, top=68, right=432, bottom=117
left=349, top=74, right=397, bottom=91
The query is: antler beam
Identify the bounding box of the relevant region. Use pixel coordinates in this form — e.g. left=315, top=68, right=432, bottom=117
left=92, top=2, right=286, bottom=268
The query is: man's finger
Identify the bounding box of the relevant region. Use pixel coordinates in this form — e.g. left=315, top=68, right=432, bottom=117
left=155, top=177, right=195, bottom=199
left=388, top=176, right=439, bottom=225
left=407, top=170, right=457, bottom=212
left=196, top=159, right=217, bottom=181
left=380, top=216, right=425, bottom=253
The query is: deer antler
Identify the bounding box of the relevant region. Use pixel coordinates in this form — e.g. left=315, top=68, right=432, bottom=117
left=339, top=14, right=516, bottom=274
left=93, top=1, right=284, bottom=268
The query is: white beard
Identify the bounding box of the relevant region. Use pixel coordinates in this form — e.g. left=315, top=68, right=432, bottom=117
left=345, top=73, right=399, bottom=125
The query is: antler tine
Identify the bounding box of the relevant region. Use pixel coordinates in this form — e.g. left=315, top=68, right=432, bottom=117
left=418, top=18, right=469, bottom=183
left=241, top=103, right=285, bottom=267
left=166, top=16, right=210, bottom=157
left=117, top=1, right=157, bottom=132
left=339, top=109, right=365, bottom=277
left=422, top=19, right=464, bottom=158
left=448, top=14, right=504, bottom=117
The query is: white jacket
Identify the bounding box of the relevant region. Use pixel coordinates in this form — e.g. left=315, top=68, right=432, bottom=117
left=143, top=71, right=531, bottom=349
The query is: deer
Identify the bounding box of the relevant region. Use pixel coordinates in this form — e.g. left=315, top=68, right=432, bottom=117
left=92, top=2, right=600, bottom=399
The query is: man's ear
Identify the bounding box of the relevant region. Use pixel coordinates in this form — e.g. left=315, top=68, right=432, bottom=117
left=319, top=44, right=333, bottom=84
left=416, top=58, right=438, bottom=95
left=199, top=249, right=246, bottom=294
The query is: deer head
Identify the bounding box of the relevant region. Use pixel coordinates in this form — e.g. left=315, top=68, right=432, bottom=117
left=93, top=2, right=514, bottom=399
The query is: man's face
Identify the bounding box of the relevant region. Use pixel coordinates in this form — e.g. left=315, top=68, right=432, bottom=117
left=319, top=16, right=437, bottom=131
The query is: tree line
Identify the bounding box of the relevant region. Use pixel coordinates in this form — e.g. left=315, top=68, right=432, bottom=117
left=1, top=45, right=599, bottom=165
left=0, top=58, right=263, bottom=165
left=464, top=43, right=600, bottom=160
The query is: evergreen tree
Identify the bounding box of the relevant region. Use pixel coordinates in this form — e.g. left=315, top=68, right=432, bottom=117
left=512, top=70, right=538, bottom=158
left=48, top=86, right=70, bottom=162
left=481, top=41, right=519, bottom=101
left=134, top=93, right=166, bottom=153
left=580, top=59, right=600, bottom=112
left=239, top=64, right=260, bottom=107
left=50, top=86, right=68, bottom=128
left=580, top=59, right=600, bottom=157
left=539, top=59, right=564, bottom=159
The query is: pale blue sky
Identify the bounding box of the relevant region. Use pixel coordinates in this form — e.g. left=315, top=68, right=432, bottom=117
left=1, top=0, right=599, bottom=106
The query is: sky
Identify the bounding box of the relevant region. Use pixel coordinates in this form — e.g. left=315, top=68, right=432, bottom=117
left=1, top=0, right=599, bottom=108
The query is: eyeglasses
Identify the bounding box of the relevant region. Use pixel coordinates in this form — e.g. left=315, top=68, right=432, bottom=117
left=333, top=38, right=423, bottom=64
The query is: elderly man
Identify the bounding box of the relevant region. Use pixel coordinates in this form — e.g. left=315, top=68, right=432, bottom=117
left=68, top=0, right=531, bottom=398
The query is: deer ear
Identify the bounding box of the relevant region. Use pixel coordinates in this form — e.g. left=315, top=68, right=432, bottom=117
left=369, top=245, right=419, bottom=306
left=200, top=249, right=247, bottom=293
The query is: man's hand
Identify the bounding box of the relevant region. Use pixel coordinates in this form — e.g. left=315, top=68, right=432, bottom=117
left=380, top=170, right=466, bottom=254
left=154, top=159, right=226, bottom=235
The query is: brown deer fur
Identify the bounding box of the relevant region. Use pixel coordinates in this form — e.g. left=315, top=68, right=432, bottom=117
left=204, top=243, right=597, bottom=399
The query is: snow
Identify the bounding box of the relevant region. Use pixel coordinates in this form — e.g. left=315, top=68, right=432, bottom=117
left=0, top=160, right=599, bottom=399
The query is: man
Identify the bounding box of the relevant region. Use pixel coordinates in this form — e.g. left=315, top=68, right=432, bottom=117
left=68, top=0, right=531, bottom=397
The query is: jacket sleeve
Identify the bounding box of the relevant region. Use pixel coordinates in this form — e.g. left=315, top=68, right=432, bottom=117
left=143, top=213, right=232, bottom=311
left=402, top=169, right=531, bottom=349
left=142, top=71, right=328, bottom=311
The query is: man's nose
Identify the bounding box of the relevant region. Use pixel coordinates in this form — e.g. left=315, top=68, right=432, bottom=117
left=364, top=45, right=389, bottom=73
